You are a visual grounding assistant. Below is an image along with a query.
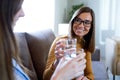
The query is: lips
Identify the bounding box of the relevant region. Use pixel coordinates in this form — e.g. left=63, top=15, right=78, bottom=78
left=76, top=29, right=84, bottom=33
left=73, top=26, right=85, bottom=36
left=75, top=29, right=84, bottom=36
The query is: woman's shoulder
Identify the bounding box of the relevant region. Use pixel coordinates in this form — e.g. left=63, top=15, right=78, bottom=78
left=56, top=35, right=68, bottom=39
left=54, top=35, right=68, bottom=41
left=12, top=59, right=30, bottom=80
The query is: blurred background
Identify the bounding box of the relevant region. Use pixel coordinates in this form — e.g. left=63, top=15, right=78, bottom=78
left=14, top=0, right=120, bottom=62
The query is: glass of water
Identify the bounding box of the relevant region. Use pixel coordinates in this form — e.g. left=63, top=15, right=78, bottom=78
left=75, top=48, right=85, bottom=79
left=64, top=38, right=77, bottom=60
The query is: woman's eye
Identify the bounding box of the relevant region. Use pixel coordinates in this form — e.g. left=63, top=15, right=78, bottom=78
left=85, top=21, right=91, bottom=24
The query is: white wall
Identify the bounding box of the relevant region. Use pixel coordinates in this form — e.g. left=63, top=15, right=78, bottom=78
left=115, top=0, right=120, bottom=36
left=54, top=0, right=67, bottom=35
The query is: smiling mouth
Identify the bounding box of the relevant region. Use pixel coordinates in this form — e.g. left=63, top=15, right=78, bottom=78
left=76, top=29, right=84, bottom=33
left=75, top=29, right=84, bottom=36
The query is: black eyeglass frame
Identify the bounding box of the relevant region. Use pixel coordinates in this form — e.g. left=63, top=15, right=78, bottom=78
left=73, top=17, right=92, bottom=27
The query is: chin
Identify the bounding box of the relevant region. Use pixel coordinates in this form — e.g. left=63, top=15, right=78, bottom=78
left=75, top=32, right=82, bottom=37
left=75, top=34, right=83, bottom=38
left=12, top=22, right=16, bottom=27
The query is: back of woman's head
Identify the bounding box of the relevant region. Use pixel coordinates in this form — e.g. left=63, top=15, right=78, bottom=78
left=0, top=0, right=23, bottom=80
left=0, top=0, right=23, bottom=28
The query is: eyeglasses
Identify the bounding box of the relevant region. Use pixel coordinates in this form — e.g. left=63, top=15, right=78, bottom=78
left=74, top=17, right=92, bottom=27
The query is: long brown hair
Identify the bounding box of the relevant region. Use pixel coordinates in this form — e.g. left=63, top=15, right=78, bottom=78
left=0, top=0, right=30, bottom=80
left=69, top=7, right=95, bottom=53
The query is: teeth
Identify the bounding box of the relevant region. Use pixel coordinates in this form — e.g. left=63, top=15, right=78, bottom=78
left=77, top=30, right=83, bottom=32
left=79, top=30, right=83, bottom=31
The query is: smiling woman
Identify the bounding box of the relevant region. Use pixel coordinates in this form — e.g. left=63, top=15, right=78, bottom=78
left=73, top=12, right=92, bottom=38
left=44, top=7, right=95, bottom=80
left=14, top=0, right=55, bottom=32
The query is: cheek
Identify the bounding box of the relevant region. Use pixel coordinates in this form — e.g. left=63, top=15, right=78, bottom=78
left=73, top=24, right=77, bottom=32
left=72, top=25, right=91, bottom=37
left=84, top=28, right=90, bottom=35
left=14, top=13, right=19, bottom=21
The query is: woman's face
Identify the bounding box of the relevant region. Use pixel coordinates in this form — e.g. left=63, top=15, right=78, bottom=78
left=73, top=12, right=92, bottom=38
left=13, top=8, right=25, bottom=26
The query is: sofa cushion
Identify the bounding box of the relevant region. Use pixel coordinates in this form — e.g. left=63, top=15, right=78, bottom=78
left=25, top=29, right=55, bottom=80
left=117, top=59, right=120, bottom=75
left=92, top=61, right=108, bottom=80
left=15, top=33, right=37, bottom=79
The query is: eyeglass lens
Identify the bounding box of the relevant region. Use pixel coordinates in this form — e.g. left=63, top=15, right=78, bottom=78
left=74, top=18, right=91, bottom=26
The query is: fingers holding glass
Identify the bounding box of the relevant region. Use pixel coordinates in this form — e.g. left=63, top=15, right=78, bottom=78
left=55, top=39, right=66, bottom=60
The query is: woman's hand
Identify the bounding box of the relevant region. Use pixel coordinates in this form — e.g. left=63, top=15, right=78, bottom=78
left=55, top=39, right=66, bottom=60
left=54, top=39, right=66, bottom=66
left=51, top=53, right=86, bottom=80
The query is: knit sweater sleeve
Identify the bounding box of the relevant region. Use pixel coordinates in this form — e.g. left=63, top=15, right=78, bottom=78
left=43, top=37, right=60, bottom=80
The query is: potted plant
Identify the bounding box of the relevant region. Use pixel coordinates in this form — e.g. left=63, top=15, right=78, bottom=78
left=67, top=3, right=84, bottom=22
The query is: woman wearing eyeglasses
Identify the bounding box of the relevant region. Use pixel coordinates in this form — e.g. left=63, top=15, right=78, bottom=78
left=44, top=7, right=95, bottom=80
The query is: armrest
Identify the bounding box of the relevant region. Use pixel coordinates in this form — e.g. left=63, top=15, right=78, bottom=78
left=105, top=37, right=120, bottom=74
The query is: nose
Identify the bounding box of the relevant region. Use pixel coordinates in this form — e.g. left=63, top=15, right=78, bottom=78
left=20, top=8, right=25, bottom=17
left=78, top=22, right=84, bottom=28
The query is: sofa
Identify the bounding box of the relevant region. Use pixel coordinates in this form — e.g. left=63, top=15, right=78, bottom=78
left=15, top=29, right=108, bottom=80
left=105, top=37, right=120, bottom=80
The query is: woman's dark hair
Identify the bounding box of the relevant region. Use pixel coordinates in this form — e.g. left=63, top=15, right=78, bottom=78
left=0, top=0, right=28, bottom=80
left=70, top=7, right=95, bottom=53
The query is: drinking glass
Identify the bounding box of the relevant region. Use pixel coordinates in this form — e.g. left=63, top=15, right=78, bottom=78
left=64, top=38, right=77, bottom=60
left=76, top=48, right=85, bottom=78
left=63, top=39, right=85, bottom=78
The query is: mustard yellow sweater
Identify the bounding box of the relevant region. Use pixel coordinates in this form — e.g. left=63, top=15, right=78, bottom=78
left=43, top=36, right=94, bottom=80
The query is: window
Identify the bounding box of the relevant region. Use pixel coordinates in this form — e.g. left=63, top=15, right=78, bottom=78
left=14, top=0, right=55, bottom=32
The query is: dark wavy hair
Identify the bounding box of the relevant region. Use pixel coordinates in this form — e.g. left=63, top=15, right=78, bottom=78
left=69, top=7, right=95, bottom=53
left=0, top=0, right=30, bottom=80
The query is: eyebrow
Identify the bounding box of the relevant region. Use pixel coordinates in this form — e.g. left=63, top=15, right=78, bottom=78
left=76, top=17, right=91, bottom=22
